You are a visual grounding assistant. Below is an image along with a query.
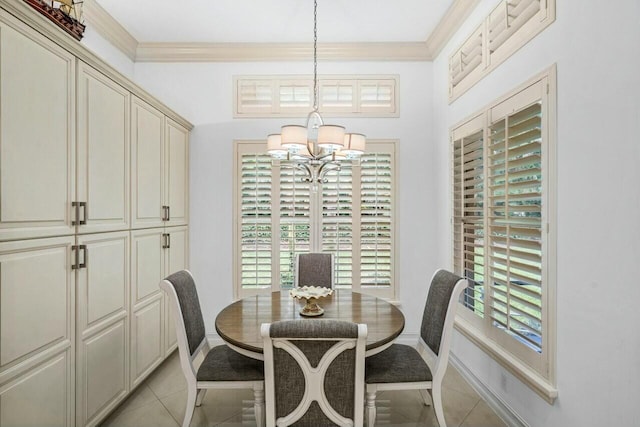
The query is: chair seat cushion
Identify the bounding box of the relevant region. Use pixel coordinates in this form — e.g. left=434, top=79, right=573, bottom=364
left=197, top=345, right=264, bottom=382
left=365, top=344, right=432, bottom=384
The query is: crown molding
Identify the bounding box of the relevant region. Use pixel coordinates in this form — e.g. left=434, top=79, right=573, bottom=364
left=135, top=42, right=430, bottom=62
left=82, top=0, right=137, bottom=60
left=425, top=0, right=481, bottom=59
left=81, top=0, right=479, bottom=63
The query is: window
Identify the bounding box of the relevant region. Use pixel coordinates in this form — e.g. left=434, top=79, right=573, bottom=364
left=449, top=0, right=555, bottom=102
left=234, top=140, right=396, bottom=300
left=452, top=67, right=556, bottom=401
left=234, top=75, right=399, bottom=118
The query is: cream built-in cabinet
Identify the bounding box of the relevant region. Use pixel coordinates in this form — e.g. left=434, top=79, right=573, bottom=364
left=130, top=226, right=188, bottom=387
left=132, top=99, right=190, bottom=230
left=0, top=237, right=75, bottom=427
left=75, top=231, right=130, bottom=427
left=0, top=15, right=76, bottom=242
left=0, top=2, right=191, bottom=426
left=77, top=61, right=131, bottom=235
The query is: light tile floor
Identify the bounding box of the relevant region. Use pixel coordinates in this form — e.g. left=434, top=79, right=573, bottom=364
left=100, top=351, right=507, bottom=427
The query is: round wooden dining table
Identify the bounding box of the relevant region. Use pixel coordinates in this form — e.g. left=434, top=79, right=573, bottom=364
left=215, top=290, right=405, bottom=360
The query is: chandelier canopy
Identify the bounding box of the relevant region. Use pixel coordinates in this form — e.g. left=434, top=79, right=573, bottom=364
left=267, top=0, right=366, bottom=187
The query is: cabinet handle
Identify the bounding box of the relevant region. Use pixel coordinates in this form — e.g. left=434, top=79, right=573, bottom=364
left=71, top=245, right=79, bottom=269
left=71, top=245, right=87, bottom=269
left=72, top=202, right=79, bottom=225
left=78, top=202, right=87, bottom=225
left=162, top=233, right=170, bottom=249
left=162, top=205, right=169, bottom=221
left=71, top=202, right=87, bottom=225
left=78, top=245, right=87, bottom=269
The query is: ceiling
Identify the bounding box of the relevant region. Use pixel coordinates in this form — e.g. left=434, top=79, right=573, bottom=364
left=93, top=0, right=457, bottom=44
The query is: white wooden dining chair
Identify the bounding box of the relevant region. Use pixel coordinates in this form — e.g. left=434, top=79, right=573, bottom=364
left=294, top=252, right=334, bottom=288
left=160, top=270, right=265, bottom=427
left=261, top=319, right=367, bottom=427
left=364, top=269, right=468, bottom=427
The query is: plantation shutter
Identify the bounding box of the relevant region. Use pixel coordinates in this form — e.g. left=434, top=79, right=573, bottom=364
left=278, top=79, right=313, bottom=113
left=453, top=115, right=486, bottom=320
left=321, top=168, right=354, bottom=287
left=319, top=80, right=355, bottom=113
left=236, top=79, right=274, bottom=115
left=488, top=0, right=545, bottom=61
left=358, top=80, right=396, bottom=114
left=279, top=166, right=311, bottom=289
left=487, top=81, right=544, bottom=352
left=450, top=26, right=484, bottom=93
left=360, top=151, right=393, bottom=288
left=240, top=154, right=273, bottom=289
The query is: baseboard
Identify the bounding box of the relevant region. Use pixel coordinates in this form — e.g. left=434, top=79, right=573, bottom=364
left=449, top=353, right=529, bottom=427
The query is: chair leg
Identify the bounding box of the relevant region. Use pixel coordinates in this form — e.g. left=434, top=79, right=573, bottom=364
left=431, top=385, right=446, bottom=427
left=365, top=388, right=377, bottom=427
left=419, top=389, right=432, bottom=406
left=182, top=387, right=197, bottom=427
left=195, top=389, right=207, bottom=407
left=254, top=384, right=265, bottom=427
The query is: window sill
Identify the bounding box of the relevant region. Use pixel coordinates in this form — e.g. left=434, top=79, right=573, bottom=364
left=454, top=316, right=558, bottom=404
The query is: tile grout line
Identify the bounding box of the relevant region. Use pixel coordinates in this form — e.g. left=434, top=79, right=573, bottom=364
left=457, top=399, right=483, bottom=427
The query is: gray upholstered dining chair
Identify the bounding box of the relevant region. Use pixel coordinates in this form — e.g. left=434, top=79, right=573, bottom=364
left=261, top=319, right=367, bottom=427
left=364, top=269, right=468, bottom=427
left=294, top=252, right=334, bottom=288
left=160, top=270, right=265, bottom=427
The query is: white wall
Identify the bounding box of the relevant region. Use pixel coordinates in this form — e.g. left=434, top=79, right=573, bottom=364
left=433, top=0, right=640, bottom=425
left=81, top=25, right=134, bottom=79
left=133, top=60, right=439, bottom=340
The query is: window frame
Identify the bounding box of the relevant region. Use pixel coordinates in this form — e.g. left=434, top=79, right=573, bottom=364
left=450, top=66, right=557, bottom=402
left=233, top=139, right=397, bottom=301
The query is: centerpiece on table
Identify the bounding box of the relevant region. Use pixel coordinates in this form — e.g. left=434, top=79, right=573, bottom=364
left=290, top=286, right=333, bottom=316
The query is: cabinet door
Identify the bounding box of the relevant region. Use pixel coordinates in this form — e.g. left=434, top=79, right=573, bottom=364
left=131, top=97, right=165, bottom=229
left=76, top=232, right=129, bottom=427
left=130, top=228, right=165, bottom=387
left=77, top=62, right=130, bottom=235
left=164, top=226, right=189, bottom=355
left=0, top=19, right=75, bottom=241
left=165, top=119, right=189, bottom=227
left=0, top=236, right=75, bottom=427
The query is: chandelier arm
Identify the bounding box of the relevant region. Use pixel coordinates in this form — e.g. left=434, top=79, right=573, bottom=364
left=317, top=160, right=341, bottom=182
left=293, top=162, right=314, bottom=182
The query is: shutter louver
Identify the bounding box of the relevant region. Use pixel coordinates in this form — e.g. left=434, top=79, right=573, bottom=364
left=453, top=129, right=486, bottom=319
left=322, top=168, right=353, bottom=287
left=489, top=0, right=542, bottom=56
left=279, top=166, right=311, bottom=289
left=279, top=80, right=312, bottom=112
left=450, top=26, right=484, bottom=90
left=359, top=80, right=395, bottom=114
left=237, top=80, right=274, bottom=115
left=488, top=101, right=543, bottom=353
left=320, top=80, right=355, bottom=113
left=361, top=153, right=393, bottom=288
left=240, top=154, right=272, bottom=289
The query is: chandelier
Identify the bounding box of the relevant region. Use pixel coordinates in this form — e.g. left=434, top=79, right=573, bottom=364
left=267, top=0, right=366, bottom=188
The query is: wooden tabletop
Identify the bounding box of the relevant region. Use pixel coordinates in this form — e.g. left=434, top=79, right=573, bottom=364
left=215, top=290, right=405, bottom=355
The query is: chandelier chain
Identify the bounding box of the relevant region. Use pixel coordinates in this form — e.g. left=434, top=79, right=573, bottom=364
left=313, top=0, right=318, bottom=111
